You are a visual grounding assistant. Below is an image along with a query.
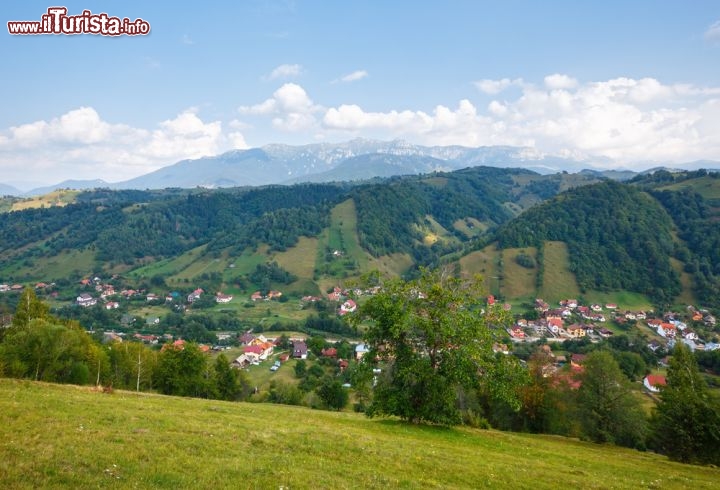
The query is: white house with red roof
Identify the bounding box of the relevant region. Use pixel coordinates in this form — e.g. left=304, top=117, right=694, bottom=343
left=643, top=374, right=667, bottom=393
left=339, top=299, right=357, bottom=315
left=187, top=288, right=204, bottom=303
left=215, top=293, right=233, bottom=303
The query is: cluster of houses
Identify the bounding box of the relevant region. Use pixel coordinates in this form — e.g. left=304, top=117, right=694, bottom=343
left=0, top=283, right=36, bottom=293
left=72, top=276, right=235, bottom=310
left=324, top=285, right=383, bottom=316
left=506, top=298, right=622, bottom=341
left=230, top=332, right=370, bottom=371
left=647, top=308, right=719, bottom=352
left=232, top=333, right=277, bottom=367
left=506, top=298, right=719, bottom=353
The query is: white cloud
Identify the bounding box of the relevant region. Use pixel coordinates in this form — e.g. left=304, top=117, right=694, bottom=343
left=705, top=20, right=720, bottom=41
left=265, top=63, right=303, bottom=80
left=334, top=70, right=368, bottom=83
left=544, top=74, right=578, bottom=90
left=3, top=75, right=720, bottom=185
left=239, top=83, right=323, bottom=131
left=0, top=107, right=246, bottom=183
left=320, top=76, right=720, bottom=164
left=473, top=78, right=523, bottom=94
left=181, top=34, right=194, bottom=45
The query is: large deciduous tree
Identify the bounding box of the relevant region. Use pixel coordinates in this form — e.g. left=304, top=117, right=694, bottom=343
left=352, top=268, right=518, bottom=425
left=650, top=343, right=720, bottom=464
left=576, top=350, right=647, bottom=448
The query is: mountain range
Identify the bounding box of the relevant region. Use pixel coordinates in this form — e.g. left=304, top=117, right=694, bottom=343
left=6, top=139, right=718, bottom=197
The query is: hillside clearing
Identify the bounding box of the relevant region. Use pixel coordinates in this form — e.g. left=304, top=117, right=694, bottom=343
left=500, top=247, right=538, bottom=299
left=0, top=379, right=717, bottom=489
left=539, top=241, right=580, bottom=302
left=458, top=246, right=500, bottom=294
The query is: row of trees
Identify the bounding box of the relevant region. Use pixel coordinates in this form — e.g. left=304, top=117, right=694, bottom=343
left=0, top=289, right=251, bottom=402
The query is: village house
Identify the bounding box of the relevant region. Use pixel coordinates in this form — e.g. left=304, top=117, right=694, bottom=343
left=76, top=293, right=97, bottom=308
left=321, top=347, right=338, bottom=358
left=248, top=334, right=269, bottom=347
left=187, top=288, right=204, bottom=303
left=566, top=324, right=586, bottom=338
left=530, top=321, right=547, bottom=335
left=133, top=333, right=158, bottom=344
left=339, top=299, right=357, bottom=315
left=643, top=374, right=667, bottom=393
left=232, top=355, right=251, bottom=368
left=546, top=317, right=564, bottom=335
left=292, top=340, right=308, bottom=359
left=327, top=287, right=343, bottom=302
left=243, top=344, right=271, bottom=363
left=239, top=332, right=255, bottom=345
left=577, top=306, right=591, bottom=318
left=215, top=293, right=233, bottom=303
left=647, top=318, right=663, bottom=330
left=105, top=301, right=119, bottom=310
left=508, top=326, right=525, bottom=339
left=657, top=323, right=677, bottom=339
left=355, top=343, right=369, bottom=361
left=534, top=298, right=549, bottom=312
left=560, top=299, right=578, bottom=309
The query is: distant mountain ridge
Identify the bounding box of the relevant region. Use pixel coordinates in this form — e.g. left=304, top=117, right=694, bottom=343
left=6, top=139, right=720, bottom=195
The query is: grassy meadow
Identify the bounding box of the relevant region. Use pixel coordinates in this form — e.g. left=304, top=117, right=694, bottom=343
left=1, top=379, right=719, bottom=489
left=538, top=241, right=581, bottom=302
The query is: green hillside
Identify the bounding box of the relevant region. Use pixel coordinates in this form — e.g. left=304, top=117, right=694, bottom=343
left=496, top=181, right=680, bottom=305
left=1, top=168, right=719, bottom=325
left=1, top=379, right=718, bottom=489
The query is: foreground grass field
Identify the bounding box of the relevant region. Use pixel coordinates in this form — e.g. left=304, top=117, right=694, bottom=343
left=1, top=379, right=718, bottom=489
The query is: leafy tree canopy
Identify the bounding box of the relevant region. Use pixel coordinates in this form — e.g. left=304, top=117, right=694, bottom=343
left=352, top=268, right=516, bottom=425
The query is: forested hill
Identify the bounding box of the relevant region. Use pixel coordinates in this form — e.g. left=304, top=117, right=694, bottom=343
left=0, top=167, right=602, bottom=284
left=496, top=181, right=680, bottom=304
left=3, top=166, right=718, bottom=311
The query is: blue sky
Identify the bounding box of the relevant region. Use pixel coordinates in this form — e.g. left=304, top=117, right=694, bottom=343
left=1, top=0, right=719, bottom=186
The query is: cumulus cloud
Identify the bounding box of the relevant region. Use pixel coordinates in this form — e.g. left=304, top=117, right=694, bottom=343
left=239, top=83, right=323, bottom=131
left=265, top=63, right=303, bottom=80
left=473, top=77, right=524, bottom=94
left=321, top=76, right=720, bottom=164
left=4, top=75, right=720, bottom=185
left=705, top=20, right=720, bottom=41
left=0, top=107, right=246, bottom=183
left=333, top=70, right=369, bottom=83
left=544, top=74, right=578, bottom=90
